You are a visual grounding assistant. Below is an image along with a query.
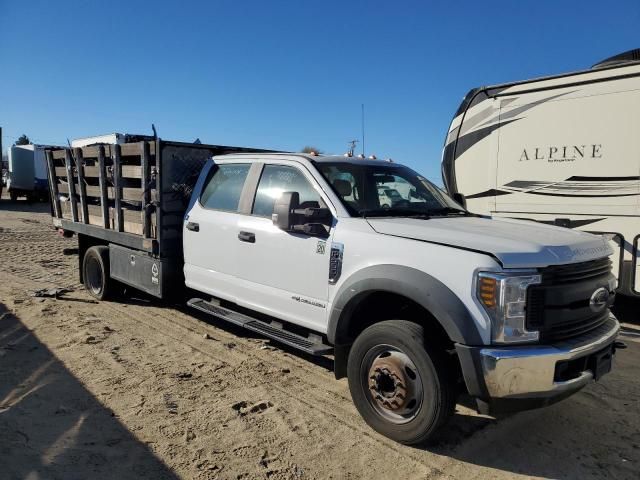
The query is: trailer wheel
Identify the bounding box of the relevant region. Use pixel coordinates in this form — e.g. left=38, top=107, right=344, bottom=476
left=83, top=246, right=111, bottom=300
left=9, top=190, right=18, bottom=202
left=347, top=320, right=456, bottom=445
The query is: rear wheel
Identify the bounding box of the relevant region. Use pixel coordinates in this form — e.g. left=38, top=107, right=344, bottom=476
left=9, top=190, right=18, bottom=201
left=83, top=246, right=111, bottom=300
left=347, top=320, right=456, bottom=445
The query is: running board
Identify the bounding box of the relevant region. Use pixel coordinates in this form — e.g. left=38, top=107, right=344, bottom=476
left=187, top=298, right=333, bottom=356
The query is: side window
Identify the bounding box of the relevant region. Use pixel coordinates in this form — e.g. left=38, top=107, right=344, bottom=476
left=253, top=164, right=322, bottom=217
left=200, top=164, right=251, bottom=212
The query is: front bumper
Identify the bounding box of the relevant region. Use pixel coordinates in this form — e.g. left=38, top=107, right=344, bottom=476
left=456, top=315, right=620, bottom=415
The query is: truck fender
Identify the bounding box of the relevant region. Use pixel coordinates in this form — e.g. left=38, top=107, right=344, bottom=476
left=327, top=264, right=482, bottom=346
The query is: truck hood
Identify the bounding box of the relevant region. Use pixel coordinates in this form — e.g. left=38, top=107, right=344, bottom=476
left=366, top=216, right=612, bottom=269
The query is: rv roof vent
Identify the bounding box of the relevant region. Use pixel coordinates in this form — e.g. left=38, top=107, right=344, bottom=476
left=592, top=48, right=640, bottom=69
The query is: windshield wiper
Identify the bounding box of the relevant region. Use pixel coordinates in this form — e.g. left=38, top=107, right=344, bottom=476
left=424, top=207, right=469, bottom=216
left=359, top=208, right=431, bottom=219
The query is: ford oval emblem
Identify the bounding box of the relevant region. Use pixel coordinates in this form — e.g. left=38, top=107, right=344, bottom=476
left=589, top=287, right=610, bottom=312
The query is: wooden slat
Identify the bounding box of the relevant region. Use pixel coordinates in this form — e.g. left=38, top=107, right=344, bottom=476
left=75, top=148, right=89, bottom=224
left=85, top=204, right=144, bottom=225
left=46, top=150, right=62, bottom=218
left=119, top=141, right=155, bottom=156
left=64, top=150, right=79, bottom=222
left=113, top=144, right=124, bottom=232
left=55, top=142, right=153, bottom=161
left=80, top=145, right=112, bottom=158
left=97, top=146, right=109, bottom=228
left=120, top=143, right=141, bottom=157
left=141, top=141, right=152, bottom=238
left=58, top=183, right=147, bottom=202
left=56, top=165, right=142, bottom=178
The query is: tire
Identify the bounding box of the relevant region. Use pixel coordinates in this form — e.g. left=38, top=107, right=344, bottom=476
left=347, top=320, right=456, bottom=445
left=82, top=246, right=111, bottom=300
left=9, top=190, right=18, bottom=201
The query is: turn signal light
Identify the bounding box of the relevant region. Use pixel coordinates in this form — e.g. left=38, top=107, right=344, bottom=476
left=479, top=277, right=497, bottom=308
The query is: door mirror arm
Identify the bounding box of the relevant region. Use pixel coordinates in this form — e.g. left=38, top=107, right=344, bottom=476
left=452, top=192, right=467, bottom=209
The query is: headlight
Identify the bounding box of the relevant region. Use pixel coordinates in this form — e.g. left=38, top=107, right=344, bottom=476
left=476, top=271, right=541, bottom=344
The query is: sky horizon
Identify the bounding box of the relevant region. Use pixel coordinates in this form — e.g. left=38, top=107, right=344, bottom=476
left=1, top=0, right=639, bottom=182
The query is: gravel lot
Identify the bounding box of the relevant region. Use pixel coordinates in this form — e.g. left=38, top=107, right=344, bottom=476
left=1, top=198, right=639, bottom=480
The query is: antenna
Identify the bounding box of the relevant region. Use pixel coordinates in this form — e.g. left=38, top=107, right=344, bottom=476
left=361, top=103, right=365, bottom=156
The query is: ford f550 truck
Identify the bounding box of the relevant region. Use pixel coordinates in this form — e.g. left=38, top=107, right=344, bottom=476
left=46, top=138, right=622, bottom=444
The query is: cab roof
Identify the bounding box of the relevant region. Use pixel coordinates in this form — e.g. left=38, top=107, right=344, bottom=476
left=214, top=152, right=398, bottom=167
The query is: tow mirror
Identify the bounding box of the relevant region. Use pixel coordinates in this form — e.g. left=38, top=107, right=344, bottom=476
left=452, top=192, right=467, bottom=209
left=273, top=191, right=331, bottom=237
left=272, top=191, right=299, bottom=231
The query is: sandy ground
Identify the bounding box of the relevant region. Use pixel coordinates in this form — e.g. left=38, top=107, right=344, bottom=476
left=0, top=198, right=639, bottom=480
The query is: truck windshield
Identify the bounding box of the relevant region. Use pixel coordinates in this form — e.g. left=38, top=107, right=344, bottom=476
left=316, top=162, right=466, bottom=218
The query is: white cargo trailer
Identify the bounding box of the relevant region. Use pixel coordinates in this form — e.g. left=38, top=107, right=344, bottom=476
left=7, top=144, right=59, bottom=201
left=442, top=48, right=640, bottom=297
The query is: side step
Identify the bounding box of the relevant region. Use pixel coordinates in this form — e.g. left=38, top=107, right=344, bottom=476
left=187, top=298, right=333, bottom=356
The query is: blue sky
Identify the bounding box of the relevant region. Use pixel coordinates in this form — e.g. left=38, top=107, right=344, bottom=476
left=1, top=0, right=638, bottom=181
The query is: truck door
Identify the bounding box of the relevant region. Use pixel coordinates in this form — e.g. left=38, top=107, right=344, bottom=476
left=234, top=162, right=333, bottom=332
left=183, top=163, right=252, bottom=302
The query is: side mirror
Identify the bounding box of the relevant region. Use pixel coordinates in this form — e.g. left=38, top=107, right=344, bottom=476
left=452, top=192, right=467, bottom=209
left=272, top=191, right=299, bottom=231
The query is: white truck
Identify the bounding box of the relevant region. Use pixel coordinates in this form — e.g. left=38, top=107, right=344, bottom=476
left=46, top=138, right=622, bottom=444
left=441, top=48, right=640, bottom=298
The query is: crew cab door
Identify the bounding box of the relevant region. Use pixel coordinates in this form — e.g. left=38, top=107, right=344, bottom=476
left=183, top=162, right=252, bottom=302
left=234, top=161, right=334, bottom=332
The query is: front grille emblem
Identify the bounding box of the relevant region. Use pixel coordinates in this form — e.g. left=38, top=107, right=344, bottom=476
left=589, top=287, right=610, bottom=312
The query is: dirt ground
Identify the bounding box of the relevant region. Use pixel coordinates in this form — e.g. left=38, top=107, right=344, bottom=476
left=1, top=198, right=639, bottom=480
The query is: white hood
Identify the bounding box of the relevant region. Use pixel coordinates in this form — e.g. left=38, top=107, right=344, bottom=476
left=367, top=216, right=612, bottom=269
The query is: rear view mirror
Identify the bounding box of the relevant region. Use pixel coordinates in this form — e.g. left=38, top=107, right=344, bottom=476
left=272, top=191, right=299, bottom=231
left=272, top=192, right=331, bottom=237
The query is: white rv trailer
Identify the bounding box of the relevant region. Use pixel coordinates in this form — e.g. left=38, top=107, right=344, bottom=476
left=442, top=48, right=640, bottom=297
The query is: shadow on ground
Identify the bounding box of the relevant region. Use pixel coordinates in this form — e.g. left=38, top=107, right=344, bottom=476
left=425, top=330, right=640, bottom=479
left=0, top=303, right=179, bottom=480
left=0, top=198, right=52, bottom=214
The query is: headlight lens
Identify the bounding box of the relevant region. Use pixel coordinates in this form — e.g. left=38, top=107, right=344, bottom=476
left=476, top=271, right=542, bottom=344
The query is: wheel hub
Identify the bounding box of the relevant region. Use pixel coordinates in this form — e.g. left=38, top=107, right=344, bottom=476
left=368, top=355, right=411, bottom=411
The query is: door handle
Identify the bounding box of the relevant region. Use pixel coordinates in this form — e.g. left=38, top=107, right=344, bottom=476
left=238, top=231, right=256, bottom=243
left=186, top=222, right=199, bottom=232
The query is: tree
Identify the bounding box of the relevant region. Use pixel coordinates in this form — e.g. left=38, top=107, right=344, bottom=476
left=14, top=134, right=31, bottom=146
left=301, top=146, right=323, bottom=154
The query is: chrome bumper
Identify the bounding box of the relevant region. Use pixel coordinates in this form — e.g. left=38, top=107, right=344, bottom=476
left=479, top=316, right=619, bottom=399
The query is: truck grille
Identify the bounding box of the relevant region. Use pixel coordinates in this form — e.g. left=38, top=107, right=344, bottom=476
left=526, top=258, right=613, bottom=343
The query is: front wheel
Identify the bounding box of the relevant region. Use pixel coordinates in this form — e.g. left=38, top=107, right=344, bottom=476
left=347, top=320, right=456, bottom=445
